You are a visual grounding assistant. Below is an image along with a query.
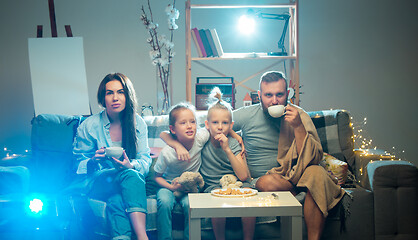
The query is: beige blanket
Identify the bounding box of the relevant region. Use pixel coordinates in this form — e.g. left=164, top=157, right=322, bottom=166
left=268, top=104, right=345, bottom=217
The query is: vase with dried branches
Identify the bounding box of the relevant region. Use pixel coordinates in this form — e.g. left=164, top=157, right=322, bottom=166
left=140, top=0, right=179, bottom=115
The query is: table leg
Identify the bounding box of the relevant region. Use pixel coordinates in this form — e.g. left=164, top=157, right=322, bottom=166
left=189, top=217, right=201, bottom=240
left=281, top=216, right=302, bottom=240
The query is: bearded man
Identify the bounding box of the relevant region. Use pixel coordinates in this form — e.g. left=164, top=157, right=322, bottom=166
left=233, top=71, right=345, bottom=240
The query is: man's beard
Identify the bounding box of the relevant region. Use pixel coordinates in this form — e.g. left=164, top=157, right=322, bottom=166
left=264, top=110, right=284, bottom=126
left=260, top=95, right=268, bottom=113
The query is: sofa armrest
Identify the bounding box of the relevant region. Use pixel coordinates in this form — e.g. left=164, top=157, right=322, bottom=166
left=323, top=187, right=375, bottom=240
left=0, top=166, right=30, bottom=195
left=367, top=161, right=418, bottom=239
left=353, top=149, right=399, bottom=190
left=366, top=160, right=415, bottom=190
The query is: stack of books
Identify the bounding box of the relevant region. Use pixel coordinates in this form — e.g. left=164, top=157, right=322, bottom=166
left=191, top=28, right=224, bottom=58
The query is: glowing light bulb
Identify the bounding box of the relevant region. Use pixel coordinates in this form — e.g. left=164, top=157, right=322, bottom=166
left=238, top=15, right=255, bottom=34
left=29, top=199, right=43, bottom=213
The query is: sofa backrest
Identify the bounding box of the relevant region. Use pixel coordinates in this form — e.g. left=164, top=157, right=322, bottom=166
left=308, top=109, right=355, bottom=170
left=31, top=114, right=85, bottom=193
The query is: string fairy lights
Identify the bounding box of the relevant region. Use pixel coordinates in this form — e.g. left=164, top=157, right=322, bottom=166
left=2, top=146, right=31, bottom=160
left=347, top=115, right=411, bottom=184
left=350, top=116, right=407, bottom=160
left=3, top=147, right=12, bottom=158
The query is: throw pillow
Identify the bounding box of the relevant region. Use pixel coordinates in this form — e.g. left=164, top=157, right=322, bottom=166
left=320, top=153, right=348, bottom=185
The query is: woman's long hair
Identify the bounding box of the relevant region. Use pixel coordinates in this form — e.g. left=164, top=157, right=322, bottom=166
left=97, top=73, right=138, bottom=159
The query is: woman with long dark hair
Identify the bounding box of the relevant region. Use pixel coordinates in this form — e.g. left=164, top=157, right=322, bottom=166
left=73, top=73, right=151, bottom=240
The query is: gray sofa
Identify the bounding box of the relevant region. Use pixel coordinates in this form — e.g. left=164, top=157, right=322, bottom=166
left=2, top=109, right=415, bottom=239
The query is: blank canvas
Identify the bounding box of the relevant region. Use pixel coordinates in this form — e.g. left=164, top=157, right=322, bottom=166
left=28, top=37, right=90, bottom=116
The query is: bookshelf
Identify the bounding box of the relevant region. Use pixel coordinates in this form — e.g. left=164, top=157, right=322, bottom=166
left=185, top=0, right=300, bottom=105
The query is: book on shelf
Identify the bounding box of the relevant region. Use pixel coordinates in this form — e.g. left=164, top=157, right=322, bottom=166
left=205, top=29, right=218, bottom=57
left=198, top=28, right=213, bottom=57
left=191, top=27, right=205, bottom=57
left=191, top=28, right=224, bottom=58
left=210, top=29, right=224, bottom=57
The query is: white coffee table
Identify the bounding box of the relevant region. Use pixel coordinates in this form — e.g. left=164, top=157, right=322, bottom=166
left=188, top=191, right=302, bottom=240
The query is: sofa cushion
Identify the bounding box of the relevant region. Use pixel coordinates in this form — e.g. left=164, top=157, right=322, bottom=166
left=144, top=115, right=170, bottom=148
left=145, top=156, right=160, bottom=196
left=371, top=163, right=418, bottom=239
left=320, top=153, right=348, bottom=185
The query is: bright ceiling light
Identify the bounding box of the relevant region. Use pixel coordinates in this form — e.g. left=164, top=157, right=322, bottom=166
left=238, top=15, right=255, bottom=34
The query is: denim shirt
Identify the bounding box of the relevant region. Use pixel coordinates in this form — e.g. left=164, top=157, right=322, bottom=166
left=73, top=110, right=152, bottom=177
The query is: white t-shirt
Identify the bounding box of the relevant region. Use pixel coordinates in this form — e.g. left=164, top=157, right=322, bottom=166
left=153, top=128, right=210, bottom=181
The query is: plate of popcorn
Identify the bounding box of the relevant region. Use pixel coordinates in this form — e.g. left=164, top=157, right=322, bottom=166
left=211, top=188, right=258, bottom=197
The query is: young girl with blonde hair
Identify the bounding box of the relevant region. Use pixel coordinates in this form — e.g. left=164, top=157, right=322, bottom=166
left=200, top=87, right=255, bottom=240
left=154, top=102, right=210, bottom=240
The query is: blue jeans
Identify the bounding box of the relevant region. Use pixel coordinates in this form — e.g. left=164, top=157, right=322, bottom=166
left=88, top=168, right=147, bottom=240
left=156, top=188, right=190, bottom=240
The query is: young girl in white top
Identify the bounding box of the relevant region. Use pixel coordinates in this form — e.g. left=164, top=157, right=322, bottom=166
left=153, top=102, right=209, bottom=240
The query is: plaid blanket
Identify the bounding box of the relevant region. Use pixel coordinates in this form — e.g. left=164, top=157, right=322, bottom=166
left=308, top=109, right=355, bottom=170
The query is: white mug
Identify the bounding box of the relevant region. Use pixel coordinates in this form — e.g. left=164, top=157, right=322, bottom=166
left=267, top=105, right=286, bottom=118
left=105, top=147, right=124, bottom=159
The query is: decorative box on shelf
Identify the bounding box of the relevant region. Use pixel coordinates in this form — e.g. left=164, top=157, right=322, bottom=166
left=195, top=77, right=235, bottom=110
